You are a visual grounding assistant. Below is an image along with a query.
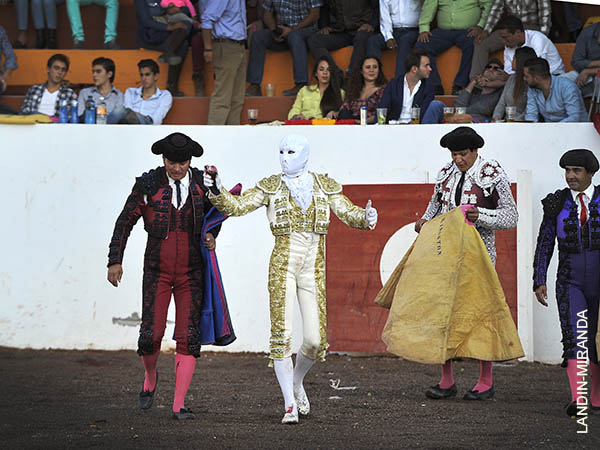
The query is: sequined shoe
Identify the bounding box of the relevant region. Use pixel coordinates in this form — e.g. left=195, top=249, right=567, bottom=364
left=281, top=405, right=299, bottom=424
left=294, top=387, right=310, bottom=416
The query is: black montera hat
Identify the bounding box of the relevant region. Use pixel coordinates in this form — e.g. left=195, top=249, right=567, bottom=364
left=151, top=132, right=203, bottom=162
left=559, top=149, right=599, bottom=173
left=440, top=126, right=485, bottom=152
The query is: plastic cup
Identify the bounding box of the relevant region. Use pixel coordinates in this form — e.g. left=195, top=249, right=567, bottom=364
left=410, top=106, right=420, bottom=124
left=247, top=109, right=259, bottom=125
left=266, top=83, right=275, bottom=97
left=376, top=108, right=387, bottom=124
left=456, top=106, right=467, bottom=115
left=443, top=106, right=454, bottom=119
left=506, top=106, right=517, bottom=122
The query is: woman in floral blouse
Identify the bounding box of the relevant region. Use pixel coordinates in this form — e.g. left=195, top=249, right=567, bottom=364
left=338, top=55, right=387, bottom=123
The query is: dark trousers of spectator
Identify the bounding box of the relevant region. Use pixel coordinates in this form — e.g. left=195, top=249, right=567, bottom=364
left=307, top=29, right=375, bottom=74
left=563, top=2, right=582, bottom=33
left=191, top=32, right=204, bottom=73
left=415, top=28, right=474, bottom=91
left=246, top=28, right=314, bottom=85
left=367, top=28, right=418, bottom=77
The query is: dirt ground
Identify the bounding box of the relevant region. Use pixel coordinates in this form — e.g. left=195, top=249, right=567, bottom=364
left=1, top=347, right=598, bottom=450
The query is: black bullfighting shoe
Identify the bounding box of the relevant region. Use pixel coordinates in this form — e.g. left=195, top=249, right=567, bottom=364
left=425, top=384, right=457, bottom=399
left=139, top=372, right=158, bottom=410
left=463, top=385, right=495, bottom=401
left=172, top=408, right=196, bottom=420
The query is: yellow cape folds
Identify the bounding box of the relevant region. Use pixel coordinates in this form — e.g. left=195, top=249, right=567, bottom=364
left=375, top=208, right=524, bottom=364
left=0, top=114, right=53, bottom=124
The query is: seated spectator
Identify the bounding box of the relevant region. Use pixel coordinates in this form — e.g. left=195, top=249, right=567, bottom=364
left=415, top=0, right=491, bottom=95
left=338, top=55, right=387, bottom=124
left=378, top=47, right=444, bottom=124
left=66, top=0, right=119, bottom=49
left=21, top=53, right=77, bottom=118
left=563, top=20, right=600, bottom=99
left=493, top=46, right=537, bottom=121
left=13, top=0, right=63, bottom=48
left=308, top=0, right=378, bottom=81
left=288, top=55, right=344, bottom=120
left=470, top=0, right=550, bottom=80
left=158, top=0, right=200, bottom=26
left=0, top=25, right=18, bottom=114
left=246, top=0, right=321, bottom=97
left=496, top=15, right=565, bottom=76
left=367, top=0, right=422, bottom=78
left=77, top=57, right=124, bottom=123
left=524, top=57, right=587, bottom=123
left=110, top=59, right=173, bottom=124
left=453, top=57, right=504, bottom=122
left=135, top=0, right=192, bottom=97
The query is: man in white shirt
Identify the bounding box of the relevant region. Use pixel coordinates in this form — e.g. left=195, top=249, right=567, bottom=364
left=496, top=15, right=565, bottom=76
left=367, top=0, right=423, bottom=77
left=110, top=59, right=173, bottom=125
left=20, top=54, right=77, bottom=117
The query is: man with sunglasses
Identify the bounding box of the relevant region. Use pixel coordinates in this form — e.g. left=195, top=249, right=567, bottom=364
left=21, top=53, right=77, bottom=118
left=453, top=57, right=505, bottom=122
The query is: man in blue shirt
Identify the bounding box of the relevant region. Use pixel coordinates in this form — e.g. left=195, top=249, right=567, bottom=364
left=77, top=57, right=124, bottom=123
left=202, top=0, right=247, bottom=124
left=524, top=57, right=587, bottom=123
left=110, top=59, right=173, bottom=125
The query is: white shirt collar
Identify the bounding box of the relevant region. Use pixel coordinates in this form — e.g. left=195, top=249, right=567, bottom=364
left=167, top=170, right=190, bottom=189
left=571, top=183, right=595, bottom=201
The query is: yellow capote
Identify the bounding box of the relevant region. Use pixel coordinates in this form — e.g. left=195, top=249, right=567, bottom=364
left=375, top=208, right=524, bottom=364
left=0, top=114, right=54, bottom=124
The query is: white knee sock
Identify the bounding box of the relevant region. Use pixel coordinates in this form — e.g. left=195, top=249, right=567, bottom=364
left=293, top=352, right=316, bottom=394
left=273, top=357, right=296, bottom=409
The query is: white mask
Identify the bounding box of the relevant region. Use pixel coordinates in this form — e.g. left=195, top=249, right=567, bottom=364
left=279, top=134, right=310, bottom=177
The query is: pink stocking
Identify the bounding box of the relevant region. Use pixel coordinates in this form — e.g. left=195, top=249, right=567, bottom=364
left=589, top=362, right=600, bottom=407
left=141, top=351, right=160, bottom=392
left=173, top=353, right=196, bottom=412
left=472, top=360, right=493, bottom=392
left=566, top=359, right=587, bottom=403
left=439, top=360, right=454, bottom=389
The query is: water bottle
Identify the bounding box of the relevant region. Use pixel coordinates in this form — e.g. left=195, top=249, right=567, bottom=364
left=58, top=99, right=69, bottom=123
left=84, top=95, right=96, bottom=124
left=360, top=106, right=367, bottom=125
left=70, top=99, right=79, bottom=123
left=96, top=96, right=107, bottom=125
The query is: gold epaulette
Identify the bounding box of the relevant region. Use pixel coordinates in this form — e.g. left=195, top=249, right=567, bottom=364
left=315, top=173, right=342, bottom=194
left=256, top=174, right=282, bottom=194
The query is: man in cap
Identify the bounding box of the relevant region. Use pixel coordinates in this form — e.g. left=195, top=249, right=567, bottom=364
left=202, top=134, right=378, bottom=424
left=533, top=149, right=600, bottom=417
left=107, top=132, right=230, bottom=420
left=415, top=126, right=518, bottom=400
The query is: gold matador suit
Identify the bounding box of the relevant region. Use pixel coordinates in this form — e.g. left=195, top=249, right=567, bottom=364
left=210, top=172, right=368, bottom=361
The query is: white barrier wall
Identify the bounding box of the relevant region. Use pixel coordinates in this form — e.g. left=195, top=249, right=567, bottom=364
left=1, top=123, right=599, bottom=363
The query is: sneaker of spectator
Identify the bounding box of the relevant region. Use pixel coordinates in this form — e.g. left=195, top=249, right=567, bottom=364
left=246, top=0, right=321, bottom=97
left=497, top=15, right=565, bottom=77
left=20, top=53, right=77, bottom=118
left=366, top=0, right=422, bottom=78
left=135, top=0, right=191, bottom=97
left=77, top=57, right=124, bottom=123
left=12, top=0, right=64, bottom=49
left=453, top=57, right=504, bottom=122
left=65, top=0, right=119, bottom=49
left=562, top=20, right=600, bottom=99
left=523, top=57, right=587, bottom=123
left=307, top=0, right=378, bottom=88
left=110, top=59, right=173, bottom=125
left=415, top=0, right=490, bottom=96
left=377, top=47, right=445, bottom=124
left=470, top=0, right=551, bottom=80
